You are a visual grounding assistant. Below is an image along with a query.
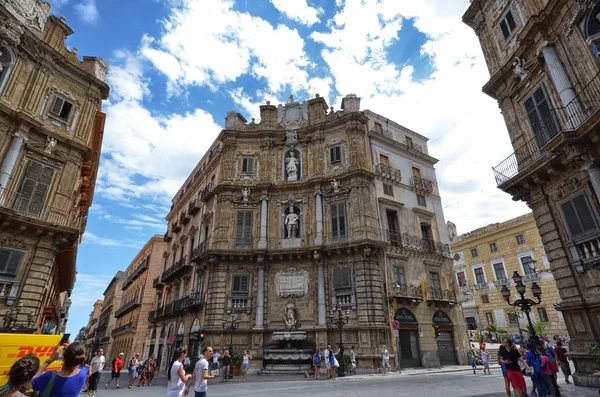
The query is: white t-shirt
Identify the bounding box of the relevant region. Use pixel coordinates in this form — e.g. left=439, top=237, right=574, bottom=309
left=324, top=349, right=330, bottom=360
left=167, top=361, right=185, bottom=397
left=91, top=355, right=105, bottom=373
left=194, top=358, right=209, bottom=393
left=382, top=349, right=389, bottom=360
left=212, top=352, right=220, bottom=363
left=481, top=350, right=490, bottom=364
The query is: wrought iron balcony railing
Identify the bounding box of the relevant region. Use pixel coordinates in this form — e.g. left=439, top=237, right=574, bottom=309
left=164, top=231, right=172, bottom=242
left=427, top=287, right=457, bottom=302
left=375, top=163, right=402, bottom=182
left=191, top=238, right=211, bottom=261
left=152, top=276, right=164, bottom=289
left=122, top=260, right=149, bottom=290
left=389, top=283, right=423, bottom=300
left=149, top=293, right=205, bottom=322
left=493, top=71, right=600, bottom=186
left=161, top=256, right=191, bottom=283
left=171, top=221, right=182, bottom=233
left=200, top=184, right=213, bottom=202
left=188, top=200, right=201, bottom=215
left=0, top=187, right=76, bottom=228
left=410, top=176, right=434, bottom=195
left=384, top=229, right=451, bottom=257
left=114, top=296, right=141, bottom=318
left=180, top=211, right=190, bottom=225
left=111, top=322, right=134, bottom=336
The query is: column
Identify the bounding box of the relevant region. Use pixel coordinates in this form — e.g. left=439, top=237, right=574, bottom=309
left=540, top=45, right=581, bottom=128
left=315, top=192, right=323, bottom=245
left=317, top=261, right=326, bottom=326
left=0, top=132, right=26, bottom=189
left=255, top=265, right=265, bottom=329
left=258, top=198, right=268, bottom=249
left=585, top=163, right=600, bottom=200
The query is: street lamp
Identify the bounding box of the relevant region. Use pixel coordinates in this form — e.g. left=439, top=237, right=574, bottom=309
left=329, top=309, right=349, bottom=378
left=222, top=313, right=240, bottom=352
left=501, top=271, right=542, bottom=341
left=3, top=302, right=35, bottom=332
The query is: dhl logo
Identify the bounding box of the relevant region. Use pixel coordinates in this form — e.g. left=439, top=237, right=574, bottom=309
left=6, top=346, right=56, bottom=359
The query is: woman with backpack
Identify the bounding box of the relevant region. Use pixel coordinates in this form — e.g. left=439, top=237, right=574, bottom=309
left=313, top=348, right=321, bottom=379
left=127, top=353, right=140, bottom=389
left=537, top=346, right=560, bottom=397
left=0, top=354, right=40, bottom=397
left=32, top=342, right=88, bottom=397
left=525, top=343, right=547, bottom=397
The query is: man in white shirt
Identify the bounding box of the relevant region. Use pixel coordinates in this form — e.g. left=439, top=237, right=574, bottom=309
left=381, top=345, right=390, bottom=374
left=186, top=346, right=215, bottom=397
left=323, top=345, right=331, bottom=378
left=212, top=350, right=220, bottom=371
left=88, top=349, right=105, bottom=396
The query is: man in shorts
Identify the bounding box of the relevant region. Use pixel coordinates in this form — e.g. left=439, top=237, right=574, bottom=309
left=500, top=340, right=529, bottom=397
left=323, top=345, right=331, bottom=378
left=554, top=341, right=571, bottom=384
left=105, top=352, right=124, bottom=389
left=381, top=345, right=390, bottom=373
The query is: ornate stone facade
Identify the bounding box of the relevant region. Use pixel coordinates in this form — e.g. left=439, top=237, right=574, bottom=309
left=0, top=1, right=109, bottom=333
left=92, top=271, right=125, bottom=361
left=464, top=0, right=600, bottom=386
left=84, top=299, right=103, bottom=359
left=146, top=94, right=467, bottom=371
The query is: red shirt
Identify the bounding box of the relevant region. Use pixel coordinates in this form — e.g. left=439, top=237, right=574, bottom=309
left=113, top=357, right=123, bottom=372
left=554, top=347, right=568, bottom=362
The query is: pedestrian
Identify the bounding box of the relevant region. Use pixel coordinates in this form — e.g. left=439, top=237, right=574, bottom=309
left=32, top=342, right=88, bottom=397
left=498, top=340, right=513, bottom=397
left=146, top=354, right=157, bottom=386
left=350, top=346, right=356, bottom=375
left=137, top=359, right=147, bottom=387
left=186, top=346, right=215, bottom=397
left=0, top=354, right=39, bottom=397
left=127, top=353, right=140, bottom=389
left=329, top=346, right=337, bottom=380
left=499, top=339, right=530, bottom=397
left=553, top=341, right=571, bottom=384
left=105, top=352, right=124, bottom=389
left=166, top=347, right=192, bottom=397
left=183, top=355, right=191, bottom=373
left=537, top=346, right=560, bottom=397
left=220, top=350, right=231, bottom=382
left=481, top=347, right=491, bottom=374
left=87, top=349, right=105, bottom=396
left=381, top=345, right=390, bottom=374
left=211, top=350, right=220, bottom=373
left=323, top=345, right=331, bottom=379
left=525, top=343, right=547, bottom=397
left=242, top=351, right=252, bottom=383
left=313, top=348, right=321, bottom=379
left=545, top=341, right=559, bottom=383
left=469, top=350, right=477, bottom=374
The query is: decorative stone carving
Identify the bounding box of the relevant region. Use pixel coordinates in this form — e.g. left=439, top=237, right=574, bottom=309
left=5, top=0, right=51, bottom=32
left=277, top=194, right=307, bottom=206
left=241, top=187, right=250, bottom=202
left=512, top=57, right=530, bottom=82
left=275, top=268, right=309, bottom=298
left=285, top=130, right=298, bottom=147
left=341, top=94, right=360, bottom=112
left=0, top=18, right=25, bottom=46
left=0, top=236, right=26, bottom=249
left=277, top=95, right=309, bottom=130
left=43, top=136, right=57, bottom=154
left=285, top=209, right=299, bottom=239
left=331, top=179, right=340, bottom=193
left=554, top=177, right=583, bottom=200
left=284, top=298, right=298, bottom=330
left=563, top=144, right=589, bottom=163
left=563, top=0, right=595, bottom=37
left=285, top=150, right=299, bottom=181
left=271, top=331, right=307, bottom=341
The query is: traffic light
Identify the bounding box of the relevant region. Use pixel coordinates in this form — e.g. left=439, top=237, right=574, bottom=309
left=193, top=328, right=206, bottom=342
left=432, top=325, right=440, bottom=338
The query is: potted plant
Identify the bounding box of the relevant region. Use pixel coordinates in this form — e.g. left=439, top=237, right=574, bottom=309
left=231, top=351, right=242, bottom=376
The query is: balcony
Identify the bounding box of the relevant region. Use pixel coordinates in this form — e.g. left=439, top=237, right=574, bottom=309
left=384, top=230, right=451, bottom=258
left=200, top=184, right=213, bottom=202
left=161, top=256, right=192, bottom=283
left=388, top=283, right=423, bottom=304
left=171, top=221, right=182, bottom=233
left=89, top=317, right=98, bottom=326
left=96, top=336, right=110, bottom=344
left=191, top=238, right=211, bottom=261
left=226, top=296, right=252, bottom=314
left=493, top=279, right=509, bottom=288
left=121, top=260, right=149, bottom=290
left=111, top=322, right=134, bottom=336
left=410, top=176, right=434, bottom=195
left=150, top=293, right=204, bottom=322
left=188, top=200, right=201, bottom=215
left=572, top=234, right=600, bottom=268
left=0, top=281, right=19, bottom=305
left=375, top=163, right=402, bottom=183
left=114, top=296, right=141, bottom=318
left=472, top=282, right=489, bottom=291
left=164, top=231, right=172, bottom=242
left=180, top=211, right=190, bottom=225
left=152, top=276, right=164, bottom=289
left=0, top=187, right=76, bottom=229
left=522, top=272, right=540, bottom=283
left=426, top=287, right=457, bottom=307
left=493, top=71, right=600, bottom=187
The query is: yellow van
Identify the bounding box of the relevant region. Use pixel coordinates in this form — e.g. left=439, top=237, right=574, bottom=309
left=0, top=334, right=63, bottom=386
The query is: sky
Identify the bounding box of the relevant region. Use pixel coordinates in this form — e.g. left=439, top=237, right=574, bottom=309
left=52, top=0, right=529, bottom=336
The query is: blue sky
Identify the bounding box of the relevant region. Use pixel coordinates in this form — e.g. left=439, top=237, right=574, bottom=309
left=53, top=0, right=528, bottom=336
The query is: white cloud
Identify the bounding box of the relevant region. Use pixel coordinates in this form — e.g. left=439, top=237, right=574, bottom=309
left=270, top=0, right=324, bottom=26
left=74, top=0, right=99, bottom=24
left=70, top=274, right=113, bottom=308
left=82, top=232, right=146, bottom=249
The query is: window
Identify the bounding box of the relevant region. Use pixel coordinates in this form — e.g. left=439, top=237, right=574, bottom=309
left=519, top=256, right=536, bottom=275
left=471, top=248, right=478, bottom=258
left=490, top=243, right=498, bottom=252
left=383, top=183, right=393, bottom=196
left=406, top=136, right=413, bottom=148
left=474, top=267, right=486, bottom=285
left=0, top=46, right=14, bottom=94
left=189, top=237, right=194, bottom=257
left=333, top=268, right=352, bottom=291
left=493, top=262, right=507, bottom=281
left=0, top=248, right=24, bottom=277
left=456, top=271, right=466, bottom=287
left=420, top=223, right=432, bottom=242
left=524, top=84, right=560, bottom=147
left=49, top=97, right=73, bottom=120
left=499, top=10, right=516, bottom=40
left=508, top=312, right=519, bottom=325
left=485, top=312, right=494, bottom=325
left=393, top=265, right=406, bottom=286
left=330, top=146, right=342, bottom=164
left=330, top=202, right=347, bottom=242
left=538, top=308, right=549, bottom=322
left=429, top=272, right=441, bottom=290
left=14, top=161, right=54, bottom=217
left=560, top=193, right=598, bottom=240
left=235, top=211, right=253, bottom=249
left=232, top=275, right=249, bottom=294
left=386, top=210, right=400, bottom=247
left=416, top=194, right=426, bottom=207
left=482, top=294, right=489, bottom=304
left=241, top=158, right=254, bottom=175
left=516, top=234, right=525, bottom=245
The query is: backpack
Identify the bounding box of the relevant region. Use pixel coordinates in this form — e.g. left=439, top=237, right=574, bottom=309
left=314, top=353, right=321, bottom=364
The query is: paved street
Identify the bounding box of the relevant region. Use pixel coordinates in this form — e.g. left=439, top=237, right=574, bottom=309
left=91, top=370, right=600, bottom=397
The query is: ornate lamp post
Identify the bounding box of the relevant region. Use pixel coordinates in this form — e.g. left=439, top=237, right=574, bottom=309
left=3, top=302, right=35, bottom=333
left=329, top=309, right=349, bottom=378
left=222, top=313, right=240, bottom=352
left=501, top=271, right=542, bottom=339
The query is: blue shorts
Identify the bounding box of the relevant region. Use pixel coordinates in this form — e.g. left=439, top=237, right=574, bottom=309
left=471, top=362, right=476, bottom=368
left=243, top=363, right=250, bottom=370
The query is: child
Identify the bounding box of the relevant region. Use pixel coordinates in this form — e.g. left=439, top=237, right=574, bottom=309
left=470, top=350, right=477, bottom=374
left=481, top=348, right=491, bottom=374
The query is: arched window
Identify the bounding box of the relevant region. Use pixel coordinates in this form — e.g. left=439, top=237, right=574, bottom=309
left=0, top=46, right=15, bottom=95
left=584, top=2, right=600, bottom=61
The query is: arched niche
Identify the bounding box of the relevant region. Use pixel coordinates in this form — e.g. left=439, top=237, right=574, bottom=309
left=282, top=147, right=302, bottom=182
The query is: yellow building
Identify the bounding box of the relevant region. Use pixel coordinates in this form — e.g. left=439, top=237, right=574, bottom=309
left=451, top=213, right=568, bottom=339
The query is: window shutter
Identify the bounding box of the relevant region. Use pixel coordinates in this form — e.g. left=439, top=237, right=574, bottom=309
left=50, top=97, right=63, bottom=115
left=506, top=11, right=516, bottom=31
left=338, top=203, right=346, bottom=237
left=240, top=275, right=248, bottom=293
left=330, top=147, right=335, bottom=163
left=247, top=159, right=254, bottom=174
left=243, top=211, right=252, bottom=241
left=334, top=268, right=351, bottom=290
left=331, top=204, right=339, bottom=238
left=235, top=212, right=245, bottom=242
left=6, top=251, right=23, bottom=276
left=0, top=249, right=10, bottom=274
left=561, top=194, right=598, bottom=238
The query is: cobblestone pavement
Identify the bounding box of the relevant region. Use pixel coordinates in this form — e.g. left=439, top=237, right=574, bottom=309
left=90, top=370, right=600, bottom=397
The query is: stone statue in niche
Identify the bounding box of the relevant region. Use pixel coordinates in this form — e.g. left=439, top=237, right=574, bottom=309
left=44, top=136, right=57, bottom=154
left=285, top=150, right=300, bottom=181
left=284, top=298, right=298, bottom=330
left=331, top=179, right=340, bottom=193
left=241, top=187, right=250, bottom=202
left=285, top=207, right=299, bottom=239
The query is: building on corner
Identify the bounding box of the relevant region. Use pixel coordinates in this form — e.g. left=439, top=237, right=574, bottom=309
left=93, top=271, right=125, bottom=362
left=84, top=299, right=103, bottom=359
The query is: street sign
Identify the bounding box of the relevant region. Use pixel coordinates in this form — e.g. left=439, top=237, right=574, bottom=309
left=393, top=330, right=399, bottom=337
left=392, top=320, right=400, bottom=330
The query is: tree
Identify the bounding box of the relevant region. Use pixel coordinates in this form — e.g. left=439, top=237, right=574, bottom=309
left=532, top=321, right=547, bottom=336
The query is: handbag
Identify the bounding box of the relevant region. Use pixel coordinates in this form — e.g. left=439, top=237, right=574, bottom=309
left=333, top=358, right=340, bottom=368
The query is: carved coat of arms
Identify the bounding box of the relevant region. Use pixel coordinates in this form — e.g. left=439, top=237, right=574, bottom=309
left=277, top=96, right=308, bottom=130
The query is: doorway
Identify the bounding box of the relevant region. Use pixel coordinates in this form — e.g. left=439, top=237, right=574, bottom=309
left=398, top=330, right=421, bottom=368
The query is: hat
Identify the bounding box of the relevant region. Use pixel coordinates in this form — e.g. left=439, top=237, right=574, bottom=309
left=119, top=352, right=124, bottom=356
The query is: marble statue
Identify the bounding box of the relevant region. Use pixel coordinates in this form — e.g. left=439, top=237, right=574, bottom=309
left=44, top=136, right=57, bottom=154
left=284, top=298, right=298, bottom=330
left=331, top=179, right=340, bottom=193
left=512, top=57, right=529, bottom=82
left=286, top=151, right=299, bottom=181
left=241, top=187, right=250, bottom=202
left=285, top=209, right=299, bottom=239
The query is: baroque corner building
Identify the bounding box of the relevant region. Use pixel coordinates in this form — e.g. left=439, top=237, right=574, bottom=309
left=0, top=0, right=109, bottom=333
left=464, top=0, right=600, bottom=386
left=148, top=94, right=468, bottom=372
